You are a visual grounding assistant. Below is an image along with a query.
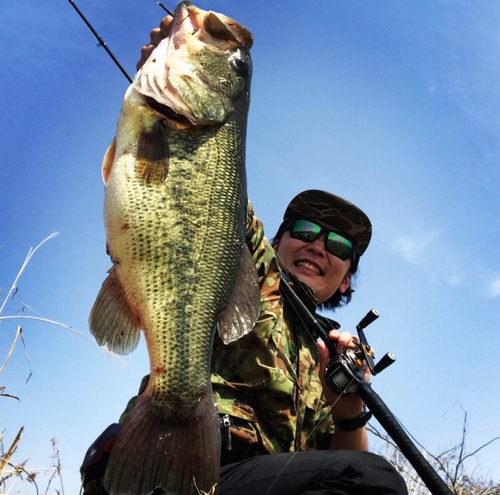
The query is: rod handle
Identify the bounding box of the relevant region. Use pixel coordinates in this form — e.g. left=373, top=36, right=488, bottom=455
left=358, top=382, right=452, bottom=495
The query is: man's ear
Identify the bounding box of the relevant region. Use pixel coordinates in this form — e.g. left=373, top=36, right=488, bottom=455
left=339, top=272, right=352, bottom=294
left=272, top=238, right=279, bottom=251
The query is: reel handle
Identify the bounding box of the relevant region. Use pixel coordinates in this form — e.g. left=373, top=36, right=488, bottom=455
left=373, top=352, right=396, bottom=375
left=357, top=309, right=380, bottom=330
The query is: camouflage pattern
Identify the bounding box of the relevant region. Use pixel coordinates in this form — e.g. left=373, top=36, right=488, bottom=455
left=284, top=190, right=372, bottom=255
left=211, top=202, right=336, bottom=463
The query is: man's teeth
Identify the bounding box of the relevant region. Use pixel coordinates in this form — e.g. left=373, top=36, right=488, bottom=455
left=295, top=261, right=322, bottom=275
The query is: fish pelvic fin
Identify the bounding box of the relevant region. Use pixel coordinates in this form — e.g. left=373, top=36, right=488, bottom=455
left=104, top=391, right=220, bottom=495
left=102, top=137, right=116, bottom=186
left=89, top=270, right=141, bottom=354
left=217, top=245, right=261, bottom=344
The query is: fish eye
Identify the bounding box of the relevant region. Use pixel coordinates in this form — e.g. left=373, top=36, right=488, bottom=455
left=231, top=57, right=250, bottom=76
left=228, top=49, right=252, bottom=78
left=229, top=48, right=252, bottom=77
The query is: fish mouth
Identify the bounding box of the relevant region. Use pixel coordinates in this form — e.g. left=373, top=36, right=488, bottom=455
left=144, top=96, right=194, bottom=129
left=132, top=2, right=253, bottom=127
left=295, top=260, right=324, bottom=276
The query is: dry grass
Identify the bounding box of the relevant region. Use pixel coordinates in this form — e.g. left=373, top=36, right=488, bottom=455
left=0, top=234, right=126, bottom=493
left=367, top=416, right=500, bottom=495
left=0, top=234, right=74, bottom=494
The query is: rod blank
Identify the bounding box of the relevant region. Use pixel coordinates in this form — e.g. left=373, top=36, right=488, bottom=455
left=68, top=0, right=133, bottom=83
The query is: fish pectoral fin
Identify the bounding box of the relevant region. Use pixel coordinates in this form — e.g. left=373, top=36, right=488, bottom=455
left=135, top=122, right=169, bottom=185
left=217, top=246, right=261, bottom=344
left=89, top=270, right=141, bottom=354
left=102, top=137, right=116, bottom=185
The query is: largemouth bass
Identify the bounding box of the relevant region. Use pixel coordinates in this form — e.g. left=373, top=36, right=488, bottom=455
left=89, top=3, right=259, bottom=494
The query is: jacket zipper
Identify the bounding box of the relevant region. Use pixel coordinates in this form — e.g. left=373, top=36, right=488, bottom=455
left=221, top=414, right=232, bottom=451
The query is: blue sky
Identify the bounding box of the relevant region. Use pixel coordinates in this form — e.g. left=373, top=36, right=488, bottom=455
left=1, top=1, right=499, bottom=493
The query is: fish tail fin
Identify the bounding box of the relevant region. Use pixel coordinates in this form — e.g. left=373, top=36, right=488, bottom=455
left=104, top=391, right=220, bottom=495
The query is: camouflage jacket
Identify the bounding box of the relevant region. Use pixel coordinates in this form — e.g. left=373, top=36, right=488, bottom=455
left=212, top=204, right=337, bottom=465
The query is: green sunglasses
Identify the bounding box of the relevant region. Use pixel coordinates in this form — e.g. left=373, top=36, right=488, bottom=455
left=288, top=219, right=356, bottom=261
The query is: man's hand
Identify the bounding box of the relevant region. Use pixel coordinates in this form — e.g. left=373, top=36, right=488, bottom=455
left=317, top=330, right=371, bottom=419
left=318, top=330, right=371, bottom=451
left=136, top=15, right=174, bottom=71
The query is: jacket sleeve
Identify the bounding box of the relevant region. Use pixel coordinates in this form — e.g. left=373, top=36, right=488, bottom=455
left=245, top=201, right=281, bottom=286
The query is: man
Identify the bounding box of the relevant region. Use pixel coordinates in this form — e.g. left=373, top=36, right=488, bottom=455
left=82, top=190, right=407, bottom=494
left=213, top=189, right=371, bottom=463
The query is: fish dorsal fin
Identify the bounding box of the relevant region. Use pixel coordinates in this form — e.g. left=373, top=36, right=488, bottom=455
left=89, top=269, right=141, bottom=354
left=217, top=246, right=261, bottom=344
left=102, top=138, right=116, bottom=185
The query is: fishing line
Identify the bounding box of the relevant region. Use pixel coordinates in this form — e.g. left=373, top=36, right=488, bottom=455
left=262, top=372, right=360, bottom=495
left=273, top=250, right=362, bottom=435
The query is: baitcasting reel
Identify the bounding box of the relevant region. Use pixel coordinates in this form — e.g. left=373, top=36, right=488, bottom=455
left=324, top=309, right=396, bottom=395
left=277, top=271, right=396, bottom=396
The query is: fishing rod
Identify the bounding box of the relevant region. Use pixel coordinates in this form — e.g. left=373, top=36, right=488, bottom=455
left=68, top=0, right=174, bottom=82
left=153, top=0, right=174, bottom=16
left=67, top=0, right=133, bottom=83
left=278, top=271, right=453, bottom=495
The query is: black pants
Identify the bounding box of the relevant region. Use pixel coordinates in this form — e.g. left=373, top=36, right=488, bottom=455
left=219, top=451, right=408, bottom=495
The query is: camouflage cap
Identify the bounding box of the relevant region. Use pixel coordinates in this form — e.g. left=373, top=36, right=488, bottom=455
left=283, top=190, right=372, bottom=256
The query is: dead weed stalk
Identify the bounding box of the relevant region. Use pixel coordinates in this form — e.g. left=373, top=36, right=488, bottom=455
left=367, top=412, right=500, bottom=495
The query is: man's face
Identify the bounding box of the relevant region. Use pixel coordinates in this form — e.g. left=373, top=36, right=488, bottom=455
left=273, top=221, right=352, bottom=304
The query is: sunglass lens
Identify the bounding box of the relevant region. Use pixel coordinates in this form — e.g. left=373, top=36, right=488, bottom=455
left=291, top=219, right=321, bottom=242
left=326, top=232, right=353, bottom=260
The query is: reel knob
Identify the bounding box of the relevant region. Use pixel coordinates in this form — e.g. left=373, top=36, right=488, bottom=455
left=373, top=352, right=396, bottom=375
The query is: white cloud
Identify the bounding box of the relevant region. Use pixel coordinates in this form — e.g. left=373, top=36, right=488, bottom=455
left=393, top=231, right=439, bottom=263
left=487, top=275, right=500, bottom=298
left=391, top=229, right=465, bottom=288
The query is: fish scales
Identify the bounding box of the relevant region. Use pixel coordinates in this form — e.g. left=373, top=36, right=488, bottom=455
left=89, top=3, right=258, bottom=495
left=107, top=121, right=245, bottom=404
